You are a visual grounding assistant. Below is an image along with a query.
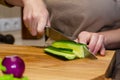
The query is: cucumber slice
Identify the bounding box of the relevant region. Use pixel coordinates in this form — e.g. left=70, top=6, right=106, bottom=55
left=44, top=46, right=76, bottom=60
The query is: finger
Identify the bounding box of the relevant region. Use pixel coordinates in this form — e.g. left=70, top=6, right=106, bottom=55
left=88, top=33, right=99, bottom=52
left=93, top=35, right=104, bottom=55
left=23, top=14, right=33, bottom=34
left=23, top=8, right=36, bottom=35
left=37, top=16, right=48, bottom=35
left=100, top=44, right=106, bottom=56
left=30, top=17, right=38, bottom=36
left=23, top=8, right=30, bottom=29
left=23, top=15, right=30, bottom=29
left=46, top=18, right=51, bottom=27
left=74, top=38, right=79, bottom=43
left=77, top=31, right=91, bottom=44
left=24, top=15, right=37, bottom=36
left=24, top=19, right=30, bottom=29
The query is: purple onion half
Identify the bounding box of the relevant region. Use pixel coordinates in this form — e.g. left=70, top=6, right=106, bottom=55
left=2, top=55, right=25, bottom=78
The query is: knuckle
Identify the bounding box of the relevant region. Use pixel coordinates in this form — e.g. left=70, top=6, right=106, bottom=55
left=23, top=16, right=31, bottom=21
left=92, top=33, right=98, bottom=36
left=43, top=11, right=49, bottom=17
left=99, top=34, right=104, bottom=38
left=81, top=31, right=88, bottom=34
left=32, top=13, right=39, bottom=19
left=79, top=31, right=88, bottom=36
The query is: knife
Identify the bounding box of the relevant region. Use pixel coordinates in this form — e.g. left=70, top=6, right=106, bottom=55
left=45, top=27, right=97, bottom=59
left=45, top=27, right=73, bottom=41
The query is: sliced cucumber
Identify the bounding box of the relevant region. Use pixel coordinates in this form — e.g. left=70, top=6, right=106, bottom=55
left=51, top=40, right=86, bottom=58
left=44, top=40, right=92, bottom=60
left=44, top=46, right=76, bottom=60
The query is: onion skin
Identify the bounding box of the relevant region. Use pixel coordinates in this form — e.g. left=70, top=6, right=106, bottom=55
left=2, top=56, right=25, bottom=78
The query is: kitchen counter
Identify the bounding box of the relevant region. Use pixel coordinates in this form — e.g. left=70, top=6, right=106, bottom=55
left=0, top=44, right=114, bottom=80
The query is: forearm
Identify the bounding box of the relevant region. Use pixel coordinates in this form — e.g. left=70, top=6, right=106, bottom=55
left=98, top=28, right=120, bottom=49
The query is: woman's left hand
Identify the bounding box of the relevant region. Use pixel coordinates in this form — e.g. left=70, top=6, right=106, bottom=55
left=75, top=31, right=105, bottom=56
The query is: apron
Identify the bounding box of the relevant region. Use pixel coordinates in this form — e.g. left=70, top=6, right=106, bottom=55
left=46, top=0, right=120, bottom=39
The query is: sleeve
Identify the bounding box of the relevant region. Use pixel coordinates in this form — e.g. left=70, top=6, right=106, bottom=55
left=0, top=0, right=14, bottom=7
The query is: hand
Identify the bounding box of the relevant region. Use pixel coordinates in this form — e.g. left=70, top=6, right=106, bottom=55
left=23, top=0, right=50, bottom=36
left=74, top=31, right=105, bottom=56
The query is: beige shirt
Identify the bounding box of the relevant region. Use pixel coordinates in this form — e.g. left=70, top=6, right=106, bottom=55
left=46, top=0, right=120, bottom=39
left=1, top=0, right=120, bottom=39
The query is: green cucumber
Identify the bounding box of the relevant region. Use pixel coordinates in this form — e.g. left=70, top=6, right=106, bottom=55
left=51, top=40, right=86, bottom=58
left=44, top=46, right=76, bottom=60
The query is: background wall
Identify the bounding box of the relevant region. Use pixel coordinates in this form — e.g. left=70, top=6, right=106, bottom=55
left=0, top=5, right=21, bottom=18
left=0, top=5, right=21, bottom=32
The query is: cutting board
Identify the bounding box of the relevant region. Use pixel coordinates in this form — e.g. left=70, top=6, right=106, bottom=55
left=0, top=44, right=114, bottom=80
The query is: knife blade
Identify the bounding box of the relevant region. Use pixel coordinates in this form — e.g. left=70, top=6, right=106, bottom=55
left=45, top=27, right=73, bottom=41
left=45, top=27, right=97, bottom=59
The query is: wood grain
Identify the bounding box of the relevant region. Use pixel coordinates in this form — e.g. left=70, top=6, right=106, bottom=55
left=0, top=44, right=114, bottom=80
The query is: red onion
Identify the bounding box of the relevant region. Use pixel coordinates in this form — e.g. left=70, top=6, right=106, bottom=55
left=2, top=55, right=25, bottom=78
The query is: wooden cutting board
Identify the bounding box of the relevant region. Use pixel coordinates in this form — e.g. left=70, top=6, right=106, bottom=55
left=0, top=44, right=114, bottom=80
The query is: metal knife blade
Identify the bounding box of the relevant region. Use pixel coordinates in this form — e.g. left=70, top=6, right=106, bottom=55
left=45, top=27, right=72, bottom=41
left=45, top=27, right=97, bottom=59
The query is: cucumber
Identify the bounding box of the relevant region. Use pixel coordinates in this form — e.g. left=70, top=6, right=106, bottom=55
left=44, top=46, right=76, bottom=60
left=44, top=40, right=91, bottom=60
left=51, top=40, right=86, bottom=58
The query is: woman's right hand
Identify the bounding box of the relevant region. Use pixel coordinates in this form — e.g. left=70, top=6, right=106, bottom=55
left=23, top=0, right=50, bottom=36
